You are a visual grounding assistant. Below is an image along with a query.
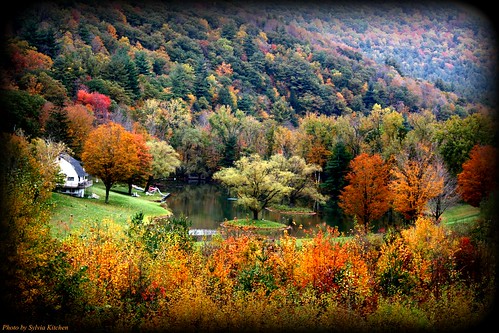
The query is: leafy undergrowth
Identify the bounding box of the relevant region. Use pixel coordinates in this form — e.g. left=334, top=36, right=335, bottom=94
left=47, top=215, right=494, bottom=332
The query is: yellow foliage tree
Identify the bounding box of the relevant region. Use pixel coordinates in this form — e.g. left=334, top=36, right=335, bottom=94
left=390, top=144, right=444, bottom=222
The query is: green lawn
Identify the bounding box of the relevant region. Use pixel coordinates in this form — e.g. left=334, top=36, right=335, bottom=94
left=49, top=182, right=171, bottom=236
left=441, top=203, right=481, bottom=225
left=222, top=218, right=288, bottom=229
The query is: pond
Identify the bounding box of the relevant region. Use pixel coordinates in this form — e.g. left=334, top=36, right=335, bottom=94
left=157, top=181, right=355, bottom=237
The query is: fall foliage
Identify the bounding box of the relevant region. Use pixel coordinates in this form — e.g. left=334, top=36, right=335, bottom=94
left=457, top=145, right=498, bottom=207
left=0, top=1, right=497, bottom=331
left=390, top=144, right=444, bottom=222
left=81, top=122, right=141, bottom=203
left=339, top=153, right=391, bottom=231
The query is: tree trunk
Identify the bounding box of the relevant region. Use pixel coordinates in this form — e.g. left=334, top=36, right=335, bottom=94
left=128, top=181, right=133, bottom=195
left=252, top=209, right=259, bottom=220
left=144, top=175, right=153, bottom=193
left=105, top=183, right=111, bottom=204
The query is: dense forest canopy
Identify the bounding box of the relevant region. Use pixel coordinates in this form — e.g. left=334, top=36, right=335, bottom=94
left=1, top=0, right=496, bottom=118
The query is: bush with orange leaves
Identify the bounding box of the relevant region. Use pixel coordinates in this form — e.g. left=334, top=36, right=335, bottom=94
left=294, top=226, right=375, bottom=313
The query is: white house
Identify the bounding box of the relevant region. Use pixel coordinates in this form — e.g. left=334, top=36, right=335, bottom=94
left=57, top=153, right=92, bottom=197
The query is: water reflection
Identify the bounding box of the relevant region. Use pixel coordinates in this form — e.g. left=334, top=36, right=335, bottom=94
left=157, top=181, right=353, bottom=236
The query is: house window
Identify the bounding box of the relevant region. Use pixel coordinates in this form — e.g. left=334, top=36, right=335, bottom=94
left=67, top=177, right=75, bottom=181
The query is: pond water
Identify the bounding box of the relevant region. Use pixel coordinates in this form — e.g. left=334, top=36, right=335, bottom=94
left=157, top=181, right=355, bottom=237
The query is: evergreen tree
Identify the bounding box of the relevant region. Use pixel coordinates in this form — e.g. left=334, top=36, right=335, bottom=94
left=105, top=49, right=140, bottom=99
left=217, top=86, right=235, bottom=109
left=321, top=141, right=352, bottom=202
left=44, top=108, right=70, bottom=144
left=170, top=63, right=195, bottom=100
left=135, top=51, right=152, bottom=75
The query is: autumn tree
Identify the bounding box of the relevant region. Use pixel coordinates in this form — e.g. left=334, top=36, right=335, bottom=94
left=436, top=114, right=495, bottom=176
left=457, top=145, right=498, bottom=207
left=390, top=143, right=444, bottom=222
left=76, top=90, right=112, bottom=124
left=0, top=133, right=77, bottom=322
left=427, top=157, right=460, bottom=222
left=65, top=104, right=95, bottom=159
left=143, top=139, right=182, bottom=192
left=81, top=122, right=140, bottom=203
left=126, top=133, right=153, bottom=195
left=213, top=154, right=293, bottom=220
left=338, top=153, right=391, bottom=231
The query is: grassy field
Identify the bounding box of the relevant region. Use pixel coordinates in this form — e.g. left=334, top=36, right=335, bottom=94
left=441, top=203, right=481, bottom=225
left=49, top=182, right=170, bottom=235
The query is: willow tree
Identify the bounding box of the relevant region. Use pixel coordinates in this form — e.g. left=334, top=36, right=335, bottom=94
left=271, top=154, right=326, bottom=207
left=144, top=139, right=182, bottom=192
left=213, top=154, right=293, bottom=220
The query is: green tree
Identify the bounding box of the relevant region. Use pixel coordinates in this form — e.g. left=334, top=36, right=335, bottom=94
left=436, top=114, right=495, bottom=176
left=143, top=140, right=182, bottom=192
left=321, top=141, right=353, bottom=203
left=134, top=50, right=152, bottom=75
left=213, top=154, right=293, bottom=220
left=1, top=90, right=46, bottom=137
left=272, top=154, right=326, bottom=207
left=209, top=105, right=243, bottom=167
left=105, top=48, right=140, bottom=98
left=170, top=62, right=196, bottom=100
left=44, top=108, right=70, bottom=144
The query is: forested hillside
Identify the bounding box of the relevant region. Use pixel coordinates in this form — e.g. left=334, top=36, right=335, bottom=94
left=2, top=0, right=496, bottom=120
left=1, top=1, right=498, bottom=331
left=1, top=0, right=497, bottom=176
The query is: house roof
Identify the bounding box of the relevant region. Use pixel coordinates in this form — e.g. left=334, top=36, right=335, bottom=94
left=60, top=153, right=88, bottom=177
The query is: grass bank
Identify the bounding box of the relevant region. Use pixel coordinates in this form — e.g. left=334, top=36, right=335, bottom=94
left=221, top=218, right=289, bottom=229
left=49, top=182, right=171, bottom=236
left=441, top=203, right=481, bottom=225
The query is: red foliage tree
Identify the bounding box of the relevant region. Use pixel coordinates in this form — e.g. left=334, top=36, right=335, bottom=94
left=457, top=145, right=498, bottom=207
left=76, top=90, right=112, bottom=124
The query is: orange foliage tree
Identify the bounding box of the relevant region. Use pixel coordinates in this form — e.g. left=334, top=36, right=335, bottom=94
left=390, top=144, right=444, bottom=222
left=65, top=104, right=95, bottom=159
left=457, top=145, right=498, bottom=207
left=82, top=122, right=140, bottom=203
left=338, top=153, right=391, bottom=231
left=126, top=133, right=152, bottom=195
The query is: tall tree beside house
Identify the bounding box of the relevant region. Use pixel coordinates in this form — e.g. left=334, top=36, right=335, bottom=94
left=81, top=122, right=140, bottom=203
left=65, top=104, right=95, bottom=159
